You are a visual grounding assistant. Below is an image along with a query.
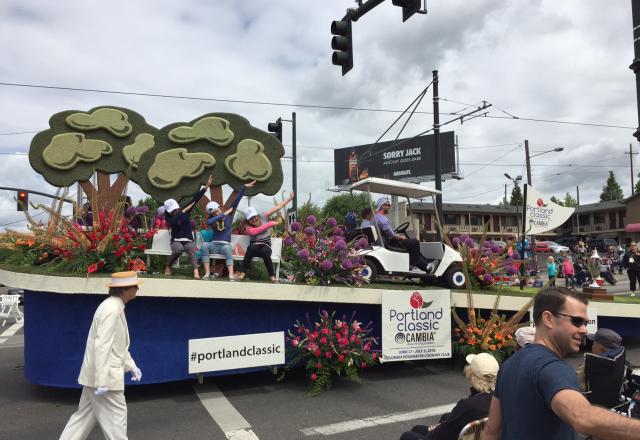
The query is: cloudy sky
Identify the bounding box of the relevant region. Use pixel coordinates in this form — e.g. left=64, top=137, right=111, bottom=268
left=0, top=0, right=636, bottom=229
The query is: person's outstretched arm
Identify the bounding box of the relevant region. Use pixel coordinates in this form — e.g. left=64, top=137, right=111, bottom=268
left=552, top=389, right=640, bottom=439
left=183, top=175, right=213, bottom=213
left=264, top=191, right=294, bottom=218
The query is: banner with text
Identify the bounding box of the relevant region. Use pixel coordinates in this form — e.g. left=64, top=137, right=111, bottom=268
left=525, top=185, right=575, bottom=235
left=188, top=331, right=285, bottom=374
left=382, top=290, right=451, bottom=362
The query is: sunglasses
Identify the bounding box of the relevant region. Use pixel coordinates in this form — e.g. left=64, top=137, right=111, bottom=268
left=552, top=312, right=588, bottom=328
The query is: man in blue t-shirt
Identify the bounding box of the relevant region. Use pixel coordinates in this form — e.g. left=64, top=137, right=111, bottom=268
left=482, top=287, right=640, bottom=440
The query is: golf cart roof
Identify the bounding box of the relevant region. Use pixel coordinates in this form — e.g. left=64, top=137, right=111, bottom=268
left=349, top=177, right=441, bottom=199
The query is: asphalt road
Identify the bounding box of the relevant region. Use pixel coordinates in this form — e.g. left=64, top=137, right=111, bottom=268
left=1, top=283, right=639, bottom=440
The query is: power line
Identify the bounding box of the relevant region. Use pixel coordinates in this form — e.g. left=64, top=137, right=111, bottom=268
left=0, top=130, right=39, bottom=136
left=0, top=81, right=633, bottom=130
left=0, top=211, right=45, bottom=228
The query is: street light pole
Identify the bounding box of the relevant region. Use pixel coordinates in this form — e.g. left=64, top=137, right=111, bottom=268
left=525, top=140, right=532, bottom=186
left=433, top=70, right=443, bottom=240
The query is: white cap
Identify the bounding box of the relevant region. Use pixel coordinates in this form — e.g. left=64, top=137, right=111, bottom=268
left=156, top=206, right=166, bottom=215
left=515, top=327, right=536, bottom=348
left=206, top=201, right=220, bottom=214
left=376, top=197, right=390, bottom=210
left=465, top=353, right=499, bottom=380
left=164, top=199, right=179, bottom=213
left=244, top=207, right=258, bottom=220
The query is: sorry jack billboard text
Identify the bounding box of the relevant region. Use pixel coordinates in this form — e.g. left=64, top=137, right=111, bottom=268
left=333, top=131, right=456, bottom=186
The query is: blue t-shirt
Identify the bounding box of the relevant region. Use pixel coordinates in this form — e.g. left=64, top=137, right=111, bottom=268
left=547, top=262, right=558, bottom=276
left=494, top=344, right=581, bottom=440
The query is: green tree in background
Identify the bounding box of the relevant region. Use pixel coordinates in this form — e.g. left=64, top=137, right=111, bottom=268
left=635, top=180, right=640, bottom=195
left=296, top=196, right=322, bottom=223
left=510, top=184, right=523, bottom=206
left=563, top=192, right=578, bottom=207
left=550, top=196, right=565, bottom=206
left=600, top=171, right=624, bottom=201
left=321, top=192, right=371, bottom=223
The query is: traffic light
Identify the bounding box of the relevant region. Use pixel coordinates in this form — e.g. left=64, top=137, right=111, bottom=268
left=16, top=190, right=28, bottom=211
left=268, top=118, right=282, bottom=142
left=392, top=0, right=421, bottom=22
left=331, top=18, right=353, bottom=75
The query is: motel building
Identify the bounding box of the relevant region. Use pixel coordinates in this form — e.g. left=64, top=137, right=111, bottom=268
left=394, top=197, right=638, bottom=245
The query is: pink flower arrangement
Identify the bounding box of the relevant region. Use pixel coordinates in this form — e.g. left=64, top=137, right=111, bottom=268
left=281, top=310, right=379, bottom=395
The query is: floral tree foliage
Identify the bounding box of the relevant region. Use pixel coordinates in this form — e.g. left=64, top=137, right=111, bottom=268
left=29, top=107, right=285, bottom=212
left=282, top=214, right=367, bottom=286
left=281, top=309, right=379, bottom=396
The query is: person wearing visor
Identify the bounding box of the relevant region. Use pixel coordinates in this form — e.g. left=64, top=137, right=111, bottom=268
left=59, top=271, right=143, bottom=440
left=400, top=352, right=498, bottom=440
left=163, top=174, right=213, bottom=278
left=236, top=191, right=294, bottom=282
left=200, top=180, right=255, bottom=280
left=483, top=286, right=640, bottom=440
left=374, top=196, right=433, bottom=273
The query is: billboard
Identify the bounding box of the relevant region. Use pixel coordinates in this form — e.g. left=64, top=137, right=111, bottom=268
left=334, top=131, right=456, bottom=186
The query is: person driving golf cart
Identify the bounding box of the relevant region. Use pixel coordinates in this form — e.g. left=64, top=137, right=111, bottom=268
left=374, top=196, right=433, bottom=273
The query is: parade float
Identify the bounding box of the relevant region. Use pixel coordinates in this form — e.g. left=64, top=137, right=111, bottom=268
left=1, top=106, right=639, bottom=390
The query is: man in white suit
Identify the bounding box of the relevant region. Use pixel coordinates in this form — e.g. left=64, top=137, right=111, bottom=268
left=60, top=271, right=143, bottom=440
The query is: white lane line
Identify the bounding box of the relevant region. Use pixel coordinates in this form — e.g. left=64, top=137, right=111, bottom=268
left=0, top=321, right=23, bottom=341
left=300, top=402, right=456, bottom=436
left=194, top=383, right=259, bottom=440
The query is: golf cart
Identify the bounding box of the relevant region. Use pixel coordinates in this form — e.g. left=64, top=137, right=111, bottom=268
left=349, top=177, right=465, bottom=288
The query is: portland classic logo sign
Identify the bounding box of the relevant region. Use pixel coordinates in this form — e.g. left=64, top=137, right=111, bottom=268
left=525, top=185, right=574, bottom=235
left=382, top=290, right=451, bottom=362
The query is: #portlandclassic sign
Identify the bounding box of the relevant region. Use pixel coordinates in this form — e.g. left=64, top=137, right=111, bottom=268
left=382, top=290, right=452, bottom=362
left=188, top=331, right=285, bottom=374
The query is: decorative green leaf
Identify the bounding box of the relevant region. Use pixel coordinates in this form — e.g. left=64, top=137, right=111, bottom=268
left=225, top=139, right=273, bottom=181
left=66, top=108, right=133, bottom=137
left=122, top=133, right=155, bottom=168
left=42, top=133, right=112, bottom=170
left=168, top=116, right=234, bottom=146
left=147, top=148, right=215, bottom=189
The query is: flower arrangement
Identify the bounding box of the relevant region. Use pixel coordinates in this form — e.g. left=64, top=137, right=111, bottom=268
left=281, top=309, right=379, bottom=395
left=0, top=190, right=155, bottom=275
left=282, top=214, right=367, bottom=286
left=451, top=261, right=532, bottom=362
left=448, top=234, right=516, bottom=288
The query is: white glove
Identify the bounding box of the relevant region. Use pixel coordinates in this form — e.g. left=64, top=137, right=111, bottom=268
left=131, top=367, right=142, bottom=382
left=94, top=386, right=108, bottom=396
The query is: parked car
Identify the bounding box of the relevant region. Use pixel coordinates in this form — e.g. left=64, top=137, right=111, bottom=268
left=546, top=241, right=570, bottom=254
left=588, top=238, right=618, bottom=253
left=535, top=241, right=551, bottom=253
left=556, top=236, right=579, bottom=249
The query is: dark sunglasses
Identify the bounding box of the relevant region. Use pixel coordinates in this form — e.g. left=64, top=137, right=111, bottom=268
left=552, top=312, right=588, bottom=328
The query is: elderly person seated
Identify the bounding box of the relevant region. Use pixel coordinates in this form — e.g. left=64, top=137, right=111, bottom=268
left=515, top=327, right=536, bottom=350
left=399, top=353, right=499, bottom=440
left=576, top=328, right=624, bottom=391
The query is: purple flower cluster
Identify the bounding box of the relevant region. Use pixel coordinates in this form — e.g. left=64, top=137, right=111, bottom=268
left=283, top=215, right=366, bottom=286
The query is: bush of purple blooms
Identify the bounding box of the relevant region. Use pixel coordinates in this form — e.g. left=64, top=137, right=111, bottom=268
left=448, top=234, right=516, bottom=289
left=283, top=215, right=367, bottom=286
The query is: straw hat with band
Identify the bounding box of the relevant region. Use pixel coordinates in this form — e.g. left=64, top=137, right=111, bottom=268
left=106, top=271, right=144, bottom=288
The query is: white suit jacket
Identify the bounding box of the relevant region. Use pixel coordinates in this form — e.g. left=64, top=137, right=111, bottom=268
left=77, top=296, right=137, bottom=390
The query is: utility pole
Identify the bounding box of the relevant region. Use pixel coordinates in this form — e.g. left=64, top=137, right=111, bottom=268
left=504, top=184, right=507, bottom=205
left=525, top=140, right=532, bottom=186
left=626, top=143, right=638, bottom=195
left=432, top=69, right=443, bottom=240
left=291, top=112, right=297, bottom=213
left=576, top=186, right=580, bottom=234
left=630, top=0, right=640, bottom=142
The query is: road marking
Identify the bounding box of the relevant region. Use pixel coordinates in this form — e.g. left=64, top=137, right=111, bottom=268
left=0, top=321, right=23, bottom=341
left=300, top=403, right=456, bottom=436
left=194, top=383, right=259, bottom=440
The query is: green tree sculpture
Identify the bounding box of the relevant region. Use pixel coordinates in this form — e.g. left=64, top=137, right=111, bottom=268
left=29, top=107, right=285, bottom=212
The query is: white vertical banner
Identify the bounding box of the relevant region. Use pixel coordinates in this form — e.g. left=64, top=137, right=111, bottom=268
left=525, top=185, right=575, bottom=235
left=382, top=289, right=451, bottom=362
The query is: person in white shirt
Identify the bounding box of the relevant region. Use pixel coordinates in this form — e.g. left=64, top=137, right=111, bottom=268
left=59, top=271, right=143, bottom=440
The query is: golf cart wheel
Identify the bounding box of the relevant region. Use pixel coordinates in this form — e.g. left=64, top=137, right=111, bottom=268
left=360, top=258, right=378, bottom=282
left=444, top=265, right=466, bottom=289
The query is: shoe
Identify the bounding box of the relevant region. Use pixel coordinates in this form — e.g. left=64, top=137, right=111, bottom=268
left=228, top=277, right=237, bottom=282
left=212, top=273, right=221, bottom=278
left=201, top=274, right=211, bottom=280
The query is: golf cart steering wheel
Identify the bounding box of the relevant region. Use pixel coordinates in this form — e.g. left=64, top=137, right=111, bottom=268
left=394, top=222, right=410, bottom=234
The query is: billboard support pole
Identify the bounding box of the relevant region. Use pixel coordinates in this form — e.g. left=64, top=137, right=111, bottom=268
left=432, top=70, right=443, bottom=241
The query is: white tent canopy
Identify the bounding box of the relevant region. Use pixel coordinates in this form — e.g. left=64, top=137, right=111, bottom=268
left=348, top=177, right=440, bottom=200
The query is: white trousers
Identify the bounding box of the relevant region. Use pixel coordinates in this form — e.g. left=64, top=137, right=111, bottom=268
left=59, top=386, right=128, bottom=440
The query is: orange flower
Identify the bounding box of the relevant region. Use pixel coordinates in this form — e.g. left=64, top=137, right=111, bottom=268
left=489, top=344, right=497, bottom=351
left=497, top=343, right=503, bottom=349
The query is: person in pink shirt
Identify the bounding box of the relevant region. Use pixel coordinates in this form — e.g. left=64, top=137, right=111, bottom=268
left=563, top=256, right=575, bottom=289
left=236, top=192, right=294, bottom=282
